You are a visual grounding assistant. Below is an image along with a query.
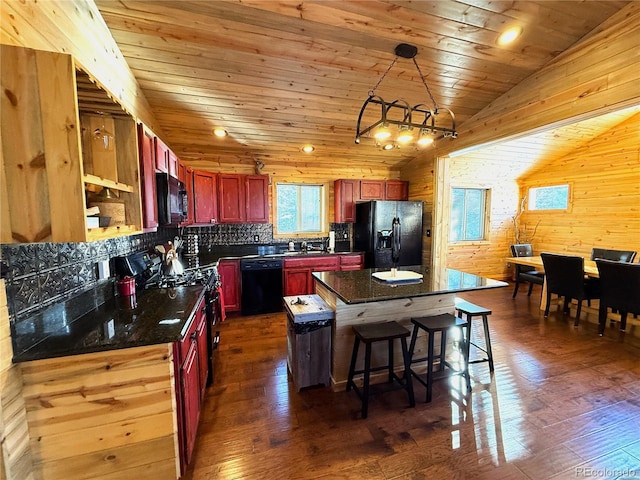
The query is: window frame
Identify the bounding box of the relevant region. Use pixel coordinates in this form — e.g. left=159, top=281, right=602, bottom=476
left=526, top=183, right=572, bottom=212
left=448, top=186, right=491, bottom=243
left=273, top=182, right=328, bottom=238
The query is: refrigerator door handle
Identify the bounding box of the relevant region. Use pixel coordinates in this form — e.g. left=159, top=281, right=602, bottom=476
left=391, top=217, right=401, bottom=265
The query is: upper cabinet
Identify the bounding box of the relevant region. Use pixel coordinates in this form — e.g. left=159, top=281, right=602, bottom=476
left=193, top=171, right=218, bottom=225
left=334, top=179, right=360, bottom=223
left=360, top=180, right=385, bottom=201
left=218, top=174, right=269, bottom=224
left=245, top=175, right=269, bottom=223
left=334, top=179, right=409, bottom=223
left=385, top=180, right=409, bottom=201
left=178, top=161, right=195, bottom=226
left=1, top=45, right=142, bottom=243
left=218, top=174, right=246, bottom=223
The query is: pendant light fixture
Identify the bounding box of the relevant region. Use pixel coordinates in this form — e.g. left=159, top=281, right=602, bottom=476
left=355, top=43, right=457, bottom=150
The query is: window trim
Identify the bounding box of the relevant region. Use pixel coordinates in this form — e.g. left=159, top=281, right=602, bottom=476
left=273, top=182, right=329, bottom=238
left=449, top=186, right=491, bottom=243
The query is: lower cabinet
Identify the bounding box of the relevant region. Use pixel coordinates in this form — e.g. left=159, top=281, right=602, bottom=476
left=218, top=259, right=241, bottom=313
left=339, top=253, right=364, bottom=271
left=174, top=295, right=208, bottom=473
left=284, top=256, right=340, bottom=296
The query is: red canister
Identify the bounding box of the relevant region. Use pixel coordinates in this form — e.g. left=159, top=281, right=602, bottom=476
left=117, top=277, right=136, bottom=296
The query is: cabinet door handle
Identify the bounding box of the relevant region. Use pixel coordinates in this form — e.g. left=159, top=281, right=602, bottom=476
left=190, top=331, right=198, bottom=341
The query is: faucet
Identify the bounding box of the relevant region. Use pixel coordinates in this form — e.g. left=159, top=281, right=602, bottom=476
left=301, top=241, right=307, bottom=252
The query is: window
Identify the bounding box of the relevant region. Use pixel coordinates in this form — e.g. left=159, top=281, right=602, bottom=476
left=276, top=183, right=323, bottom=234
left=528, top=184, right=569, bottom=210
left=450, top=188, right=488, bottom=242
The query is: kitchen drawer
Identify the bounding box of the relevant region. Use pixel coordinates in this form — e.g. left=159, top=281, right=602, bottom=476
left=177, top=296, right=205, bottom=364
left=339, top=253, right=364, bottom=266
left=284, top=256, right=339, bottom=270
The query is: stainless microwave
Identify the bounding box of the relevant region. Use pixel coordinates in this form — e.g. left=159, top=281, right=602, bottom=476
left=156, top=173, right=187, bottom=226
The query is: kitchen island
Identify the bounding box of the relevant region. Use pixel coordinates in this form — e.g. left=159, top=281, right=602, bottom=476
left=312, top=265, right=508, bottom=389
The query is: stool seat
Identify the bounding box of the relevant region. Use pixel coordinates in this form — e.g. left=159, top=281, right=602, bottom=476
left=455, top=298, right=494, bottom=373
left=353, top=321, right=412, bottom=341
left=408, top=313, right=470, bottom=403
left=454, top=298, right=492, bottom=316
left=347, top=321, right=415, bottom=418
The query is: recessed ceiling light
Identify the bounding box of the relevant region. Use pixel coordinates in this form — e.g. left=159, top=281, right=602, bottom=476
left=213, top=127, right=228, bottom=137
left=497, top=26, right=522, bottom=46
left=301, top=145, right=315, bottom=153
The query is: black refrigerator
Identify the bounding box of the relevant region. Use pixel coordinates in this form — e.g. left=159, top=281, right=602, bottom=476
left=354, top=200, right=424, bottom=268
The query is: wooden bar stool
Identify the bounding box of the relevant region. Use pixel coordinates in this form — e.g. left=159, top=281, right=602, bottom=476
left=346, top=321, right=415, bottom=419
left=408, top=313, right=470, bottom=403
left=454, top=298, right=494, bottom=373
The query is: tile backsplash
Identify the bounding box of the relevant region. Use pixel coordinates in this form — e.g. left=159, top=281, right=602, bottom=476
left=1, top=222, right=351, bottom=322
left=1, top=229, right=173, bottom=322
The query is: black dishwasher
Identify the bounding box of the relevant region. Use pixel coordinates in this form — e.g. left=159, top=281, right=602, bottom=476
left=241, top=258, right=284, bottom=315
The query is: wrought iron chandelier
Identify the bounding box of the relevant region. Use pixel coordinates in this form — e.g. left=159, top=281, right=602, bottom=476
left=355, top=43, right=457, bottom=150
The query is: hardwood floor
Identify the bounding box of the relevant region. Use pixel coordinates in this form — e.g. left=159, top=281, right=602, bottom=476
left=184, top=286, right=640, bottom=479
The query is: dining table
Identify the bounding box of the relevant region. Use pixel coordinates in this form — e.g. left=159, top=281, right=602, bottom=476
left=506, top=255, right=599, bottom=311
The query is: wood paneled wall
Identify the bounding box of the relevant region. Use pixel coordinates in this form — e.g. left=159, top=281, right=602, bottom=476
left=20, top=345, right=178, bottom=480
left=0, top=280, right=34, bottom=480
left=184, top=162, right=402, bottom=231
left=519, top=113, right=640, bottom=259
left=402, top=4, right=640, bottom=276
left=0, top=0, right=161, bottom=135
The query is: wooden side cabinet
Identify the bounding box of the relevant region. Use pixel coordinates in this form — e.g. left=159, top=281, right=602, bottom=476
left=218, top=259, right=241, bottom=313
left=138, top=123, right=159, bottom=231
left=1, top=45, right=143, bottom=243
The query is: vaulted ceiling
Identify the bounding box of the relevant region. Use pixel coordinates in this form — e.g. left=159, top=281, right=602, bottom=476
left=95, top=0, right=633, bottom=172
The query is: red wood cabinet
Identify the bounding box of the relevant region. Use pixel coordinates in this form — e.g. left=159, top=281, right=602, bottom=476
left=218, top=174, right=269, bottom=223
left=218, top=259, right=240, bottom=313
left=195, top=307, right=209, bottom=401
left=180, top=342, right=199, bottom=466
left=193, top=171, right=218, bottom=224
left=284, top=256, right=339, bottom=296
left=384, top=180, right=409, bottom=200
left=218, top=174, right=246, bottom=223
left=245, top=175, right=269, bottom=223
left=174, top=295, right=208, bottom=472
left=360, top=180, right=385, bottom=200
left=334, top=179, right=360, bottom=223
left=137, top=123, right=158, bottom=230
left=155, top=137, right=170, bottom=173
left=168, top=149, right=178, bottom=179
left=339, top=253, right=364, bottom=271
left=178, top=161, right=195, bottom=225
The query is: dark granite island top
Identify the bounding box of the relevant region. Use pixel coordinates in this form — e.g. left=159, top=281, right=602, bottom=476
left=312, top=265, right=508, bottom=390
left=12, top=283, right=204, bottom=362
left=312, top=265, right=507, bottom=304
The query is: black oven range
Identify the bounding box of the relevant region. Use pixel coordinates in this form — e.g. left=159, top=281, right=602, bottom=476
left=114, top=252, right=222, bottom=387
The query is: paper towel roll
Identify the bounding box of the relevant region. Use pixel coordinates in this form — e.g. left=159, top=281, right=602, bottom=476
left=328, top=231, right=335, bottom=253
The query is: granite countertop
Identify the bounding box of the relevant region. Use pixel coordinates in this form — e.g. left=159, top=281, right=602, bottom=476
left=196, top=248, right=362, bottom=265
left=12, top=284, right=204, bottom=363
left=312, top=265, right=508, bottom=304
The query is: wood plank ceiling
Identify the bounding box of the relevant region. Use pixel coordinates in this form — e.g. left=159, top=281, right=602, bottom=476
left=95, top=0, right=632, bottom=172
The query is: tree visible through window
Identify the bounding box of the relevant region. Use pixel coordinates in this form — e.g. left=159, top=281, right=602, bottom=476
left=450, top=188, right=487, bottom=241
left=528, top=184, right=569, bottom=210
left=276, top=183, right=322, bottom=234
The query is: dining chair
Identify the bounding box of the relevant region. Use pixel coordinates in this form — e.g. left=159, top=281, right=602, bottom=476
left=510, top=244, right=545, bottom=298
left=590, top=248, right=637, bottom=263
left=540, top=253, right=600, bottom=325
left=587, top=248, right=636, bottom=306
left=595, top=259, right=640, bottom=335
